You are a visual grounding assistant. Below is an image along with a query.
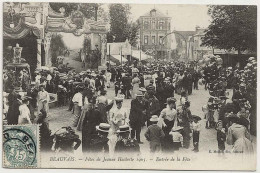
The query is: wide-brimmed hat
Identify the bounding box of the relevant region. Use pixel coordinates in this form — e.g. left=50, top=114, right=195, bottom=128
left=21, top=96, right=32, bottom=101
left=96, top=123, right=110, bottom=132
left=79, top=72, right=85, bottom=76
left=192, top=115, right=202, bottom=121
left=146, top=85, right=155, bottom=91
left=219, top=96, right=228, bottom=100
left=239, top=83, right=246, bottom=87
left=136, top=91, right=143, bottom=97
left=171, top=126, right=183, bottom=132
left=150, top=115, right=159, bottom=122
left=100, top=89, right=107, bottom=95
left=116, top=125, right=131, bottom=133
left=139, top=87, right=147, bottom=92
left=30, top=82, right=36, bottom=86
left=115, top=94, right=124, bottom=102
left=167, top=97, right=177, bottom=104
left=164, top=77, right=171, bottom=82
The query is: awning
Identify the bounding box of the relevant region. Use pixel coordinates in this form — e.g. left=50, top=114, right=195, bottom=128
left=111, top=55, right=128, bottom=63
left=131, top=50, right=153, bottom=60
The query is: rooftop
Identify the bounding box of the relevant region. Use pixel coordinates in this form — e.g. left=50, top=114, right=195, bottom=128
left=140, top=8, right=171, bottom=18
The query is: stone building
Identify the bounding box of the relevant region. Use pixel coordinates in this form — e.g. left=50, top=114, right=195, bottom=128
left=138, top=8, right=172, bottom=60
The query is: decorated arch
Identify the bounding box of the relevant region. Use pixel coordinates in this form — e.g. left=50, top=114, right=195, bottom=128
left=3, top=2, right=109, bottom=70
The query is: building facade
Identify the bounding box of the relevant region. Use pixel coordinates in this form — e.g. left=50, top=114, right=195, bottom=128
left=189, top=27, right=213, bottom=60
left=138, top=9, right=172, bottom=60
left=175, top=26, right=213, bottom=61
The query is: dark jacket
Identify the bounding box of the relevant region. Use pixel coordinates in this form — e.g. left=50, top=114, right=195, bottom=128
left=115, top=138, right=140, bottom=153
left=7, top=98, right=21, bottom=125
left=82, top=107, right=104, bottom=152
left=129, top=99, right=146, bottom=128
left=145, top=124, right=165, bottom=143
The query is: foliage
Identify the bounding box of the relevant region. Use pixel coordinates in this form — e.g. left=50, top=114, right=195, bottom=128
left=124, top=22, right=140, bottom=47
left=107, top=4, right=139, bottom=46
left=202, top=5, right=257, bottom=53
left=49, top=3, right=100, bottom=19
left=50, top=34, right=67, bottom=67
left=107, top=4, right=128, bottom=42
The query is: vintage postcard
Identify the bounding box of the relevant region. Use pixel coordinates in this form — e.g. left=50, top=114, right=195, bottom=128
left=2, top=0, right=257, bottom=170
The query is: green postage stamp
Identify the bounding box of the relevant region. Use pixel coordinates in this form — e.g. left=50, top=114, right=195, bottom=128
left=3, top=125, right=40, bottom=168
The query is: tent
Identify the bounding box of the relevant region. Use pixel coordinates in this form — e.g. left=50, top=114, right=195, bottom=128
left=131, top=50, right=153, bottom=61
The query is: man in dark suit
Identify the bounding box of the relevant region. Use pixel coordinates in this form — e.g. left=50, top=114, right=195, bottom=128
left=7, top=93, right=21, bottom=125
left=129, top=91, right=146, bottom=144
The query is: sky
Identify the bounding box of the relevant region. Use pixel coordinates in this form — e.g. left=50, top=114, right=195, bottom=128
left=103, top=4, right=211, bottom=31
left=62, top=4, right=211, bottom=50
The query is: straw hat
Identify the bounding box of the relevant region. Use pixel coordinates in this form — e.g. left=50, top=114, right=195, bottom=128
left=150, top=115, right=159, bottom=122
left=171, top=126, right=183, bottom=132
left=135, top=91, right=143, bottom=97
left=96, top=123, right=111, bottom=132
left=116, top=125, right=131, bottom=133
left=139, top=87, right=147, bottom=92
left=115, top=94, right=124, bottom=102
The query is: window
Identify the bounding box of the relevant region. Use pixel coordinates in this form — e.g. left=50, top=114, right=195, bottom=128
left=152, top=36, right=156, bottom=44
left=159, top=36, right=164, bottom=45
left=159, top=22, right=164, bottom=30
left=152, top=21, right=155, bottom=29
left=144, top=35, right=148, bottom=44
left=144, top=21, right=149, bottom=29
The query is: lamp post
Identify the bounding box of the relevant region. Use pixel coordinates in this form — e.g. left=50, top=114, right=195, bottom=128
left=120, top=45, right=123, bottom=67
left=139, top=41, right=142, bottom=61
left=108, top=44, right=111, bottom=69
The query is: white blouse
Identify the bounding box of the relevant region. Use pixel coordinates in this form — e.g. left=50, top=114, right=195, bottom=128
left=18, top=104, right=32, bottom=124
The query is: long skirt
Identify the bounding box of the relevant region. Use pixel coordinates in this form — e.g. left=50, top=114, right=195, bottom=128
left=72, top=103, right=81, bottom=127
left=162, top=119, right=174, bottom=152
left=182, top=126, right=191, bottom=149
left=38, top=101, right=49, bottom=114
left=76, top=105, right=89, bottom=131
left=233, top=137, right=254, bottom=154
left=131, top=84, right=139, bottom=99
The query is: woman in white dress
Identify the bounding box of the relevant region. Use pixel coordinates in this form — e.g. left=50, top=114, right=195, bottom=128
left=227, top=116, right=254, bottom=155
left=110, top=96, right=128, bottom=132
left=18, top=97, right=32, bottom=124
left=106, top=70, right=112, bottom=88
left=131, top=74, right=140, bottom=99
left=37, top=85, right=50, bottom=115
left=108, top=95, right=128, bottom=154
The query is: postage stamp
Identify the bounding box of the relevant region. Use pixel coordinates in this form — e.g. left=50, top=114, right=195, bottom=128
left=3, top=124, right=40, bottom=168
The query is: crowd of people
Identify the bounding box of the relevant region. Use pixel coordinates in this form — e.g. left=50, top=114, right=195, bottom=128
left=3, top=55, right=256, bottom=156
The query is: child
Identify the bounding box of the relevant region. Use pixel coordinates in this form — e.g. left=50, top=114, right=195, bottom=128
left=191, top=115, right=201, bottom=152
left=216, top=120, right=226, bottom=153
left=145, top=115, right=165, bottom=153
left=88, top=123, right=110, bottom=153
left=169, top=126, right=183, bottom=151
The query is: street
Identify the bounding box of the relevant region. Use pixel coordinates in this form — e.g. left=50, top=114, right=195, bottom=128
left=47, top=83, right=253, bottom=155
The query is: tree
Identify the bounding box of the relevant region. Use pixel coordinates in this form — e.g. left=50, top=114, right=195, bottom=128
left=107, top=4, right=128, bottom=42
left=201, top=5, right=257, bottom=53
left=50, top=34, right=67, bottom=66
left=107, top=4, right=139, bottom=46
left=124, top=22, right=139, bottom=46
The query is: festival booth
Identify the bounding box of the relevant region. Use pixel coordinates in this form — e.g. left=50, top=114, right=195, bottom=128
left=107, top=39, right=132, bottom=66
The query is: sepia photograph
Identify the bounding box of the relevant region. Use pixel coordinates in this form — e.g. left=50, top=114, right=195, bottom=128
left=1, top=0, right=258, bottom=170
